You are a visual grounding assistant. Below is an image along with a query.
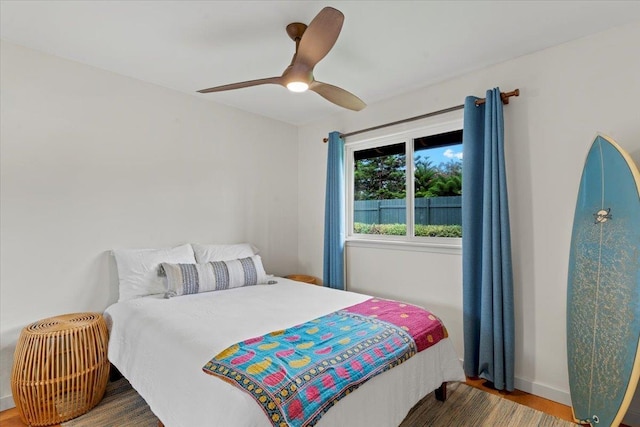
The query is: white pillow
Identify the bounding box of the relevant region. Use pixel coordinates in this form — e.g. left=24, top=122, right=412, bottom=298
left=112, top=244, right=196, bottom=302
left=191, top=243, right=257, bottom=263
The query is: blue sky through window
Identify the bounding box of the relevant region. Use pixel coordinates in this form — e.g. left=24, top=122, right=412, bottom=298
left=415, top=143, right=463, bottom=166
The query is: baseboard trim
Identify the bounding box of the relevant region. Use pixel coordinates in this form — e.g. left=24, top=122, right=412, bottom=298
left=0, top=394, right=15, bottom=412
left=513, top=376, right=572, bottom=406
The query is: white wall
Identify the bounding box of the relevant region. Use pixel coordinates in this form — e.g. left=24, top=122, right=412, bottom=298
left=298, top=21, right=640, bottom=422
left=0, top=41, right=299, bottom=410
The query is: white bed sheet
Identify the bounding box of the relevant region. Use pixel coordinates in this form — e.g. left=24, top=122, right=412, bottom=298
left=104, top=278, right=464, bottom=427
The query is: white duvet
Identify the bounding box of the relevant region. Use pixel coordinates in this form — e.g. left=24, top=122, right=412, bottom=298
left=104, top=278, right=464, bottom=427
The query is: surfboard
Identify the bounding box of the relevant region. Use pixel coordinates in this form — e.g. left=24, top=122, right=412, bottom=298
left=567, top=134, right=640, bottom=426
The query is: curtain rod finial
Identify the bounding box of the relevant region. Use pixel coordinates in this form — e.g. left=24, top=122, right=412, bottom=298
left=501, top=88, right=520, bottom=104
left=323, top=137, right=328, bottom=143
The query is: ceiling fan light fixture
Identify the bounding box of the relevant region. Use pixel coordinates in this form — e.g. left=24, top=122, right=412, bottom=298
left=286, top=81, right=309, bottom=92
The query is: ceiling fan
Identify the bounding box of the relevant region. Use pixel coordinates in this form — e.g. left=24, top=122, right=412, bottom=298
left=197, top=7, right=366, bottom=111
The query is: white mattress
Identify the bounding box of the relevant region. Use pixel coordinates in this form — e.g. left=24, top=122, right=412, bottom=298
left=104, top=278, right=464, bottom=427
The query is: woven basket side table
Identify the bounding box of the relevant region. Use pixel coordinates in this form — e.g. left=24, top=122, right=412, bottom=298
left=11, top=312, right=110, bottom=426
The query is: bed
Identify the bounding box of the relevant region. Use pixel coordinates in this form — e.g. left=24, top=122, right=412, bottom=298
left=104, top=277, right=465, bottom=427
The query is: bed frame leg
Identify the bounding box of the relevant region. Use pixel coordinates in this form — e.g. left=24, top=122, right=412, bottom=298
left=435, top=382, right=447, bottom=402
left=158, top=422, right=164, bottom=427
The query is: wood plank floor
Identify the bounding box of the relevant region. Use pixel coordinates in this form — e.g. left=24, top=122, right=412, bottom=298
left=0, top=379, right=628, bottom=426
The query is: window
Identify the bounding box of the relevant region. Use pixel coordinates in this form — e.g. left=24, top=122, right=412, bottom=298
left=353, top=142, right=407, bottom=234
left=346, top=119, right=463, bottom=246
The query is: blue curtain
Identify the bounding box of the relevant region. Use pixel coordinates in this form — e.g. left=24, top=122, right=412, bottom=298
left=323, top=131, right=345, bottom=290
left=462, top=88, right=515, bottom=391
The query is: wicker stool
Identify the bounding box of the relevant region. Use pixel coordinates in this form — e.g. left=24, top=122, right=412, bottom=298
left=11, top=313, right=110, bottom=426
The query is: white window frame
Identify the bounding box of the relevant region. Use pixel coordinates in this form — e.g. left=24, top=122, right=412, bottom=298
left=345, top=115, right=463, bottom=254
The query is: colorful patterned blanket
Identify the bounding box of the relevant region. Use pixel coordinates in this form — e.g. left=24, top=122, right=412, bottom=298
left=202, top=297, right=447, bottom=427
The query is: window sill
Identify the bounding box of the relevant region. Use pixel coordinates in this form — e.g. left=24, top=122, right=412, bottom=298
left=345, top=237, right=462, bottom=255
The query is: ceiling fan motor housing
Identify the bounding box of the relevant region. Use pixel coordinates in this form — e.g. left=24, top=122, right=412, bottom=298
left=282, top=63, right=313, bottom=88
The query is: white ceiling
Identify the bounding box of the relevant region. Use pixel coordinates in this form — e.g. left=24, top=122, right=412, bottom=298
left=2, top=1, right=639, bottom=126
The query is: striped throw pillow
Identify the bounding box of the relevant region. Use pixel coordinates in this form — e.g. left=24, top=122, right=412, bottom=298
left=161, top=255, right=268, bottom=298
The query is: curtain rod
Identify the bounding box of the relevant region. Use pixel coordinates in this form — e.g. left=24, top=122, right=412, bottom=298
left=323, top=88, right=519, bottom=142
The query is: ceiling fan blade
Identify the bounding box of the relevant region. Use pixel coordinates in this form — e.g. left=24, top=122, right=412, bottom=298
left=295, top=7, right=344, bottom=68
left=197, top=77, right=282, bottom=93
left=309, top=81, right=366, bottom=111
